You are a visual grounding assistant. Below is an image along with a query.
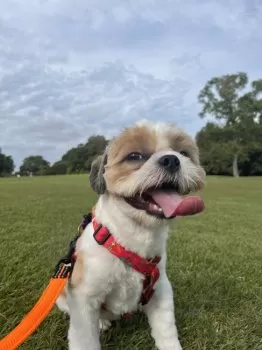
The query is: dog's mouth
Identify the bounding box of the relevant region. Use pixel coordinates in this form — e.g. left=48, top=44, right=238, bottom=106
left=125, top=183, right=204, bottom=219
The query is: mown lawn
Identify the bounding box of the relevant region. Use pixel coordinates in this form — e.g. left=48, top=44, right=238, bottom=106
left=0, top=175, right=261, bottom=350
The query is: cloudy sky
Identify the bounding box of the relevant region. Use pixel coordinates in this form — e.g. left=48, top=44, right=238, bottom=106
left=0, top=0, right=261, bottom=168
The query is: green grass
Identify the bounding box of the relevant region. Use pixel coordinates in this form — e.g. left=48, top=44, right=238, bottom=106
left=0, top=175, right=261, bottom=350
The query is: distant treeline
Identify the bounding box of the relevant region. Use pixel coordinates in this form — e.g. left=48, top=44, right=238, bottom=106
left=1, top=72, right=261, bottom=178
left=19, top=135, right=108, bottom=177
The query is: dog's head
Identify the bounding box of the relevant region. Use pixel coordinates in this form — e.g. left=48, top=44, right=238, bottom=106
left=90, top=120, right=205, bottom=224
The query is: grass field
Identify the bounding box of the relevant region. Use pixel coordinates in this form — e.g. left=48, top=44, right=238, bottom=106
left=0, top=175, right=261, bottom=350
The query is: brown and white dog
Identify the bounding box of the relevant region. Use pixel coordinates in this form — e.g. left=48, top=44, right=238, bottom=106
left=56, top=120, right=206, bottom=350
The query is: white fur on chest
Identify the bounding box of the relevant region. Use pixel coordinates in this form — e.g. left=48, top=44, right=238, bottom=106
left=103, top=260, right=144, bottom=316
left=77, top=206, right=168, bottom=316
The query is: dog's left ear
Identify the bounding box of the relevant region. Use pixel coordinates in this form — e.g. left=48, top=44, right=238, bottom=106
left=89, top=152, right=107, bottom=194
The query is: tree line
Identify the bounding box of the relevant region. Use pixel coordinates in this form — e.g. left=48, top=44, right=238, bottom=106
left=18, top=135, right=109, bottom=176
left=1, top=72, right=261, bottom=178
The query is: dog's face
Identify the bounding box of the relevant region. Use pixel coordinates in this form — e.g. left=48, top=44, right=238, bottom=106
left=90, top=120, right=205, bottom=224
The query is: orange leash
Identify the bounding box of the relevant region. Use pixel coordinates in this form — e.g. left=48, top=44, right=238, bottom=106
left=0, top=213, right=90, bottom=350
left=0, top=278, right=67, bottom=350
left=0, top=213, right=91, bottom=350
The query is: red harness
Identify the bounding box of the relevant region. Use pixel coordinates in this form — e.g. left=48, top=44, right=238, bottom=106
left=92, top=216, right=161, bottom=312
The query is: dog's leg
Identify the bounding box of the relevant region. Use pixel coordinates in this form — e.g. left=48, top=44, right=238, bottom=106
left=143, top=276, right=182, bottom=350
left=67, top=290, right=101, bottom=350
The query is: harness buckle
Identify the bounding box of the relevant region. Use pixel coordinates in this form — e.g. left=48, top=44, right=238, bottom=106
left=93, top=225, right=111, bottom=245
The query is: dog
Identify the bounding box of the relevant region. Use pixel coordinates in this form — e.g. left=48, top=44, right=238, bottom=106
left=56, top=119, right=206, bottom=350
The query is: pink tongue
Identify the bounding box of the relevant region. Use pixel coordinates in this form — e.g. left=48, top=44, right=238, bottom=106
left=149, top=190, right=204, bottom=218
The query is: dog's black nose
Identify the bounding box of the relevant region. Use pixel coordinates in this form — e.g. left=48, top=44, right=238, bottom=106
left=158, top=154, right=180, bottom=173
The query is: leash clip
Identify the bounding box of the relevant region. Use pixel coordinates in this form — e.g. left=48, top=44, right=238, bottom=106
left=52, top=234, right=80, bottom=279
left=52, top=258, right=73, bottom=279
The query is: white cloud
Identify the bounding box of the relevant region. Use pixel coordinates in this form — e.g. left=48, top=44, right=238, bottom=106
left=0, top=0, right=261, bottom=167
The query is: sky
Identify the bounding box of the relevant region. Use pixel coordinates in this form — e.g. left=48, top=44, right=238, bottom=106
left=0, top=0, right=261, bottom=168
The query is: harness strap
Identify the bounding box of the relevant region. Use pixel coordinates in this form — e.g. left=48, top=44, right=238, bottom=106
left=92, top=216, right=161, bottom=306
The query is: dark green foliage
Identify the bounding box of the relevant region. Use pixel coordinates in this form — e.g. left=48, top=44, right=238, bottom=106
left=20, top=155, right=50, bottom=176
left=0, top=149, right=15, bottom=176
left=61, top=144, right=88, bottom=174
left=198, top=72, right=248, bottom=123
left=196, top=123, right=233, bottom=176
left=83, top=135, right=108, bottom=171
left=240, top=149, right=262, bottom=176
left=196, top=122, right=262, bottom=176
left=61, top=135, right=108, bottom=174
left=48, top=161, right=68, bottom=175
left=198, top=72, right=262, bottom=176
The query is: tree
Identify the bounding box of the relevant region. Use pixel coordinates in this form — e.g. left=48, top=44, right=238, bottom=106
left=61, top=135, right=108, bottom=173
left=198, top=72, right=262, bottom=176
left=84, top=135, right=108, bottom=171
left=240, top=149, right=262, bottom=176
left=61, top=145, right=87, bottom=174
left=196, top=122, right=262, bottom=176
left=0, top=149, right=15, bottom=176
left=48, top=160, right=67, bottom=175
left=20, top=155, right=50, bottom=176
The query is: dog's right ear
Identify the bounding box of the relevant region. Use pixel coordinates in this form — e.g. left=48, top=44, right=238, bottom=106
left=89, top=153, right=107, bottom=194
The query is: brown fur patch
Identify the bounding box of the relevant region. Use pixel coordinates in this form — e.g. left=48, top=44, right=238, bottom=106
left=105, top=161, right=139, bottom=190
left=70, top=251, right=85, bottom=288
left=108, top=126, right=157, bottom=164
left=60, top=288, right=67, bottom=298
left=166, top=130, right=200, bottom=164
left=105, top=126, right=157, bottom=189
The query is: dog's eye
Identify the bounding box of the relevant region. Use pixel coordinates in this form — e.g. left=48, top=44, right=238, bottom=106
left=180, top=151, right=190, bottom=158
left=125, top=152, right=145, bottom=161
